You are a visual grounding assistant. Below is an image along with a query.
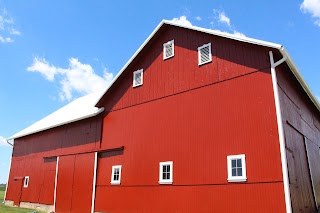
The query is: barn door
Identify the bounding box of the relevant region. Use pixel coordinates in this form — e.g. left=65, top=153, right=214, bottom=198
left=12, top=177, right=23, bottom=206
left=285, top=125, right=316, bottom=212
left=55, top=153, right=95, bottom=213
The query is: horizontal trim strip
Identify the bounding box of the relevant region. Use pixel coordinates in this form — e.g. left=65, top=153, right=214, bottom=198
left=43, top=146, right=124, bottom=158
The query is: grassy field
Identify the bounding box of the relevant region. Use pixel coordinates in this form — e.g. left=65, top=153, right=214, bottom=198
left=0, top=186, right=46, bottom=213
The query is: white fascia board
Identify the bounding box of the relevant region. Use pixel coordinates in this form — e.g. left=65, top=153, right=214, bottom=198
left=279, top=47, right=320, bottom=112
left=7, top=107, right=104, bottom=140
left=162, top=20, right=283, bottom=49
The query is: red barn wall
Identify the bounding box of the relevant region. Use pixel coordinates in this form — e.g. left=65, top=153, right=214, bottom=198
left=277, top=64, right=320, bottom=212
left=6, top=116, right=102, bottom=206
left=97, top=26, right=286, bottom=212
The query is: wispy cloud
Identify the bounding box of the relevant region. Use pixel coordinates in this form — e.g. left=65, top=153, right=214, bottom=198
left=195, top=16, right=202, bottom=21
left=216, top=11, right=231, bottom=26
left=8, top=27, right=21, bottom=35
left=0, top=8, right=21, bottom=43
left=171, top=16, right=193, bottom=27
left=27, top=57, right=114, bottom=101
left=0, top=136, right=9, bottom=146
left=300, top=0, right=320, bottom=26
left=211, top=9, right=246, bottom=37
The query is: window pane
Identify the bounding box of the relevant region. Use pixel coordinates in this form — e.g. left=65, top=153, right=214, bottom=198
left=167, top=165, right=170, bottom=173
left=231, top=159, right=236, bottom=168
left=237, top=159, right=242, bottom=167
left=232, top=168, right=237, bottom=176
left=237, top=168, right=242, bottom=176
left=166, top=173, right=170, bottom=180
left=163, top=173, right=166, bottom=180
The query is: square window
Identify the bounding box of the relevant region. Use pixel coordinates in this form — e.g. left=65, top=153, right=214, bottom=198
left=198, top=43, right=212, bottom=66
left=227, top=154, right=247, bottom=182
left=163, top=40, right=174, bottom=60
left=111, top=165, right=122, bottom=185
left=159, top=161, right=173, bottom=184
left=24, top=176, right=29, bottom=188
left=133, top=69, right=143, bottom=87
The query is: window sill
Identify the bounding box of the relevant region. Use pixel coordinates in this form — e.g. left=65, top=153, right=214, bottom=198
left=198, top=60, right=212, bottom=66
left=110, top=182, right=120, bottom=185
left=227, top=178, right=247, bottom=183
left=158, top=181, right=173, bottom=185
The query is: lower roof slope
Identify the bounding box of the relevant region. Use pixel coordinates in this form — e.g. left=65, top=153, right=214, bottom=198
left=8, top=90, right=105, bottom=140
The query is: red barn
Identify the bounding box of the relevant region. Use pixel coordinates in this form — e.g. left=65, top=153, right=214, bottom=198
left=4, top=20, right=320, bottom=213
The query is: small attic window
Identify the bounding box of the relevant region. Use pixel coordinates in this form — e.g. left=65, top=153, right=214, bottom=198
left=198, top=43, right=212, bottom=66
left=133, top=69, right=143, bottom=87
left=163, top=40, right=174, bottom=60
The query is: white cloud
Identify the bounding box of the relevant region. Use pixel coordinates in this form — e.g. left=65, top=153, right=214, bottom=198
left=171, top=16, right=193, bottom=27
left=213, top=9, right=231, bottom=26
left=27, top=57, right=114, bottom=101
left=195, top=16, right=202, bottom=21
left=0, top=8, right=21, bottom=43
left=300, top=0, right=320, bottom=26
left=27, top=57, right=57, bottom=81
left=211, top=9, right=246, bottom=38
left=9, top=27, right=21, bottom=35
left=218, top=12, right=231, bottom=26
left=0, top=136, right=9, bottom=146
left=232, top=30, right=247, bottom=38
left=0, top=36, right=13, bottom=43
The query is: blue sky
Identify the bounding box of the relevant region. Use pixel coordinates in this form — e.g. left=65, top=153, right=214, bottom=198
left=0, top=0, right=320, bottom=183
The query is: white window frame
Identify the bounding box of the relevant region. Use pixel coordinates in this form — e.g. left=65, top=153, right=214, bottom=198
left=198, top=43, right=212, bottom=66
left=110, top=165, right=122, bottom=185
left=133, top=69, right=143, bottom=87
left=227, top=154, right=247, bottom=182
left=159, top=161, right=173, bottom=184
left=163, top=40, right=174, bottom=60
left=24, top=176, right=29, bottom=188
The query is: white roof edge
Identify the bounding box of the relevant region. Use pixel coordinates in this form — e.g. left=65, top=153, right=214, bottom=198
left=162, top=20, right=283, bottom=49
left=7, top=107, right=104, bottom=140
left=279, top=47, right=320, bottom=112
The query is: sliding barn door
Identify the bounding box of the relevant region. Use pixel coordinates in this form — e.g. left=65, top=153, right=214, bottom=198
left=55, top=153, right=95, bottom=213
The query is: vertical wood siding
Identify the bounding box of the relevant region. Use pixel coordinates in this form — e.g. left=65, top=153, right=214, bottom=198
left=6, top=117, right=101, bottom=206
left=277, top=64, right=320, bottom=211
left=98, top=67, right=286, bottom=211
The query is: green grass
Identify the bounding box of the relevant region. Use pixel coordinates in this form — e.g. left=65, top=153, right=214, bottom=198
left=0, top=186, right=46, bottom=213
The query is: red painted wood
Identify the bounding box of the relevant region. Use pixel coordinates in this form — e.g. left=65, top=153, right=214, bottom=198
left=98, top=25, right=271, bottom=112
left=97, top=71, right=285, bottom=211
left=6, top=117, right=101, bottom=206
left=12, top=179, right=23, bottom=206
left=38, top=158, right=57, bottom=204
left=95, top=183, right=286, bottom=213
left=55, top=153, right=95, bottom=213
left=70, top=153, right=95, bottom=213
left=55, top=155, right=75, bottom=213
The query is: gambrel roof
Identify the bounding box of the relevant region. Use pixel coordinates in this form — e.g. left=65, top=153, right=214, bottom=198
left=8, top=20, right=319, bottom=140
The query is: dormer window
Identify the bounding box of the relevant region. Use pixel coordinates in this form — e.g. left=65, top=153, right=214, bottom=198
left=163, top=40, right=174, bottom=60
left=133, top=69, right=143, bottom=87
left=198, top=43, right=212, bottom=65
